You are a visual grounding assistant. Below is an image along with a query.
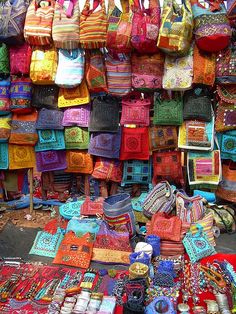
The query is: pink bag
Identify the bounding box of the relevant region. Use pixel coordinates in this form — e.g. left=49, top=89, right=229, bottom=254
left=131, top=0, right=161, bottom=54
left=10, top=43, right=32, bottom=75
left=62, top=105, right=90, bottom=127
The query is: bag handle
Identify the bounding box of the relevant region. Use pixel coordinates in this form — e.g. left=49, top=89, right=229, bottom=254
left=83, top=0, right=105, bottom=15
left=207, top=204, right=236, bottom=234
left=109, top=0, right=130, bottom=13
left=58, top=0, right=77, bottom=18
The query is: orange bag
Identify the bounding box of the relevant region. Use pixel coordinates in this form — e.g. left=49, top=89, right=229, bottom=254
left=65, top=150, right=93, bottom=174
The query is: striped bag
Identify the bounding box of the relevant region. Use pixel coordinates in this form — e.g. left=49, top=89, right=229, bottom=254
left=79, top=0, right=108, bottom=49
left=105, top=52, right=131, bottom=96
left=52, top=0, right=80, bottom=49
left=24, top=0, right=55, bottom=46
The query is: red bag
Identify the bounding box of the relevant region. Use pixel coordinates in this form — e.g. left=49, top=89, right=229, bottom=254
left=131, top=0, right=161, bottom=54
left=92, top=157, right=123, bottom=183
left=10, top=43, right=32, bottom=75
left=80, top=196, right=104, bottom=216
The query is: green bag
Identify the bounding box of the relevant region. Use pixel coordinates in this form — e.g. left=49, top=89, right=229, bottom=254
left=0, top=43, right=10, bottom=78
left=64, top=126, right=89, bottom=150
left=153, top=93, right=183, bottom=126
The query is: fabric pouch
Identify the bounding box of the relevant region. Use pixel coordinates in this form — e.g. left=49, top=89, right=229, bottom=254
left=149, top=126, right=178, bottom=151
left=217, top=130, right=236, bottom=161
left=80, top=197, right=104, bottom=216
left=59, top=199, right=84, bottom=219
left=32, top=85, right=59, bottom=110
left=64, top=127, right=89, bottom=150
left=36, top=108, right=64, bottom=130
left=62, top=106, right=90, bottom=127
left=0, top=143, right=9, bottom=169
left=122, top=160, right=152, bottom=186
left=36, top=150, right=67, bottom=172
left=176, top=192, right=204, bottom=223
left=0, top=115, right=11, bottom=142
left=58, top=80, right=90, bottom=108
left=35, top=130, right=65, bottom=152
left=0, top=78, right=10, bottom=114
left=10, top=76, right=32, bottom=114
left=92, top=157, right=123, bottom=182
left=9, top=144, right=36, bottom=169
left=66, top=217, right=102, bottom=238
left=10, top=43, right=32, bottom=75
left=65, top=150, right=93, bottom=174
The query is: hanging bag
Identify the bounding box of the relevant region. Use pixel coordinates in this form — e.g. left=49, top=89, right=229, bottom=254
left=0, top=44, right=10, bottom=78
left=10, top=43, right=32, bottom=76
left=36, top=150, right=67, bottom=172
left=32, top=85, right=59, bottom=110
left=149, top=126, right=178, bottom=152
left=36, top=108, right=64, bottom=130
left=65, top=150, right=93, bottom=174
left=62, top=106, right=90, bottom=127
left=122, top=160, right=152, bottom=186
left=0, top=78, right=11, bottom=114
left=35, top=129, right=65, bottom=151
left=216, top=161, right=236, bottom=203
left=0, top=115, right=11, bottom=143
left=176, top=192, right=204, bottom=223
left=10, top=77, right=33, bottom=114
left=58, top=80, right=90, bottom=108
left=217, top=130, right=236, bottom=161
left=64, top=126, right=89, bottom=150
left=92, top=157, right=123, bottom=182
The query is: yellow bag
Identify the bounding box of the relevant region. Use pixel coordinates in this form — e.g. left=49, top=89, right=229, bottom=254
left=58, top=80, right=90, bottom=108
left=9, top=144, right=36, bottom=169
left=30, top=46, right=58, bottom=84
left=0, top=115, right=11, bottom=142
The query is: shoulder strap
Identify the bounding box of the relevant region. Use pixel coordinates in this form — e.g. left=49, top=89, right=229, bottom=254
left=58, top=0, right=77, bottom=17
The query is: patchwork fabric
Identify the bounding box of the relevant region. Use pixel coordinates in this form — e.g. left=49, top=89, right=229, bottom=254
left=149, top=126, right=178, bottom=151
left=122, top=160, right=152, bottom=185
left=92, top=157, right=123, bottom=182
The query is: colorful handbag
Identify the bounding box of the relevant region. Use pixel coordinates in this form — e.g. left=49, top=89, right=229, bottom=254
left=187, top=150, right=221, bottom=187
left=131, top=0, right=160, bottom=54
left=24, top=0, right=55, bottom=46
left=9, top=144, right=36, bottom=169
left=216, top=161, right=236, bottom=203
left=88, top=130, right=121, bottom=159
left=183, top=85, right=213, bottom=121
left=55, top=48, right=85, bottom=88
left=147, top=213, right=182, bottom=242
left=157, top=0, right=193, bottom=56
left=143, top=181, right=175, bottom=218
left=0, top=0, right=29, bottom=45
left=79, top=0, right=107, bottom=49
left=162, top=47, right=193, bottom=90
left=193, top=44, right=216, bottom=86
left=103, top=193, right=136, bottom=237
left=0, top=44, right=10, bottom=78
left=120, top=127, right=149, bottom=160
left=67, top=217, right=101, bottom=237
left=149, top=126, right=178, bottom=151
left=35, top=130, right=65, bottom=152
left=217, top=130, right=236, bottom=161
left=80, top=197, right=104, bottom=216
left=10, top=43, right=32, bottom=75
left=0, top=143, right=9, bottom=170
left=215, top=102, right=236, bottom=132
left=183, top=224, right=216, bottom=263
left=176, top=192, right=204, bottom=223
left=122, top=160, right=152, bottom=186
left=36, top=150, right=67, bottom=172
left=92, top=157, right=123, bottom=182
left=52, top=0, right=80, bottom=49
left=10, top=77, right=32, bottom=114
left=131, top=192, right=148, bottom=212
left=0, top=78, right=10, bottom=114
left=59, top=199, right=83, bottom=218
left=9, top=111, right=38, bottom=146
left=32, top=85, right=59, bottom=109
left=190, top=0, right=231, bottom=52
left=30, top=46, right=58, bottom=85
left=0, top=115, right=11, bottom=142
left=153, top=93, right=183, bottom=126
left=53, top=231, right=93, bottom=269
left=106, top=0, right=133, bottom=52
left=65, top=150, right=93, bottom=174
left=62, top=106, right=90, bottom=127
left=120, top=92, right=151, bottom=126
left=58, top=80, right=90, bottom=108
left=85, top=49, right=108, bottom=94
left=36, top=108, right=64, bottom=130
left=152, top=151, right=184, bottom=186
left=131, top=52, right=164, bottom=91
left=105, top=52, right=132, bottom=97
left=64, top=126, right=89, bottom=150
left=89, top=95, right=120, bottom=132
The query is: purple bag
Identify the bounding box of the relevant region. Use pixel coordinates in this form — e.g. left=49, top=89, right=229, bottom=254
left=36, top=150, right=67, bottom=172
left=88, top=129, right=121, bottom=159
left=36, top=108, right=64, bottom=130
left=62, top=105, right=90, bottom=127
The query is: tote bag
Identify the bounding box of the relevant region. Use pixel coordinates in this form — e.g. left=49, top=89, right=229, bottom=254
left=10, top=77, right=32, bottom=114
left=65, top=150, right=93, bottom=174
left=0, top=79, right=10, bottom=114
left=10, top=43, right=32, bottom=76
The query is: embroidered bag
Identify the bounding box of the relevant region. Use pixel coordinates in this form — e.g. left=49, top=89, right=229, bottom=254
left=193, top=44, right=216, bottom=86
left=24, top=0, right=55, bottom=46
left=88, top=130, right=121, bottom=159
left=65, top=150, right=93, bottom=174
left=36, top=150, right=67, bottom=172
left=92, top=221, right=132, bottom=265
left=30, top=46, right=58, bottom=85
left=183, top=224, right=216, bottom=263
left=0, top=78, right=10, bottom=114
left=153, top=93, right=183, bottom=126
left=147, top=213, right=182, bottom=242
left=120, top=92, right=151, bottom=126
left=67, top=217, right=101, bottom=237
left=157, top=0, right=193, bottom=56
left=162, top=46, right=193, bottom=90
left=142, top=181, right=175, bottom=218
left=10, top=77, right=32, bottom=114
left=106, top=0, right=132, bottom=52
left=85, top=49, right=108, bottom=94
left=0, top=0, right=29, bottom=45
left=0, top=143, right=8, bottom=169
left=80, top=196, right=104, bottom=216
left=32, top=85, right=59, bottom=109
left=103, top=193, right=136, bottom=237
left=0, top=44, right=10, bottom=78
left=10, top=43, right=32, bottom=75
left=9, top=144, right=36, bottom=169
left=120, top=127, right=149, bottom=161
left=92, top=157, right=123, bottom=182
left=131, top=192, right=148, bottom=212
left=131, top=52, right=164, bottom=91
left=122, top=160, right=152, bottom=186
left=52, top=0, right=80, bottom=49
left=58, top=80, right=90, bottom=108
left=227, top=0, right=236, bottom=19
left=187, top=150, right=221, bottom=186
left=35, top=130, right=65, bottom=151
left=105, top=52, right=132, bottom=97
left=53, top=231, right=93, bottom=269
left=176, top=192, right=204, bottom=223
left=79, top=0, right=107, bottom=49
left=149, top=126, right=178, bottom=151
left=215, top=102, right=236, bottom=132
left=216, top=160, right=236, bottom=203
left=9, top=111, right=38, bottom=146
left=153, top=151, right=184, bottom=186
left=55, top=48, right=85, bottom=88
left=64, top=126, right=89, bottom=150
left=89, top=95, right=120, bottom=133
left=217, top=130, right=236, bottom=161
left=36, top=108, right=64, bottom=130
left=0, top=115, right=11, bottom=142
left=190, top=0, right=231, bottom=52
left=59, top=199, right=83, bottom=219
left=131, top=0, right=160, bottom=54
left=62, top=106, right=90, bottom=127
